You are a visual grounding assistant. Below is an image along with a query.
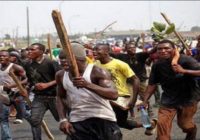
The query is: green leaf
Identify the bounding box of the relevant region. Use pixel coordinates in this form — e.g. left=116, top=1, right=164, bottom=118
left=153, top=22, right=166, bottom=32
left=151, top=27, right=161, bottom=34
left=157, top=34, right=165, bottom=39
left=165, top=23, right=175, bottom=34
left=152, top=33, right=164, bottom=42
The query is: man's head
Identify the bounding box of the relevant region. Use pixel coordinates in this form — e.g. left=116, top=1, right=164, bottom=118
left=125, top=42, right=137, bottom=55
left=86, top=49, right=93, bottom=59
left=27, top=43, right=45, bottom=60
left=9, top=51, right=21, bottom=63
left=58, top=49, right=69, bottom=71
left=71, top=42, right=86, bottom=61
left=93, top=43, right=110, bottom=61
left=0, top=50, right=10, bottom=65
left=66, top=42, right=87, bottom=73
left=56, top=43, right=62, bottom=48
left=156, top=39, right=175, bottom=60
left=20, top=49, right=28, bottom=60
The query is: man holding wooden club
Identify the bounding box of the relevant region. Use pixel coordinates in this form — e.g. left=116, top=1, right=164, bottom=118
left=138, top=39, right=200, bottom=140
left=56, top=42, right=122, bottom=140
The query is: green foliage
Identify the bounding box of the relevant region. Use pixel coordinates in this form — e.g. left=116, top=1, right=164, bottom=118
left=151, top=21, right=175, bottom=42
left=150, top=27, right=160, bottom=34
left=165, top=23, right=175, bottom=34
left=153, top=22, right=166, bottom=32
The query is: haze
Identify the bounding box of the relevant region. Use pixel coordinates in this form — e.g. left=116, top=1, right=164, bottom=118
left=0, top=1, right=199, bottom=37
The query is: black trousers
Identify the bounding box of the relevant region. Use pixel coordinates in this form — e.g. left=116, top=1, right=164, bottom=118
left=68, top=118, right=122, bottom=140
left=111, top=104, right=138, bottom=130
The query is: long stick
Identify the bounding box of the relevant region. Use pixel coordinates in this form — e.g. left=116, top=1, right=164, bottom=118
left=41, top=120, right=54, bottom=140
left=98, top=21, right=117, bottom=35
left=52, top=10, right=79, bottom=77
left=9, top=71, right=31, bottom=105
left=9, top=71, right=54, bottom=140
left=141, top=33, right=145, bottom=51
left=47, top=34, right=53, bottom=60
left=160, top=12, right=190, bottom=50
left=95, top=21, right=117, bottom=39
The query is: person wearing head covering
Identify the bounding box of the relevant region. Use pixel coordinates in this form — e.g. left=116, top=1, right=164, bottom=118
left=56, top=42, right=122, bottom=140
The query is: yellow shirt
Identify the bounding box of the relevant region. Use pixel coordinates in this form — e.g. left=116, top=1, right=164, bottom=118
left=96, top=58, right=135, bottom=96
left=86, top=56, right=95, bottom=64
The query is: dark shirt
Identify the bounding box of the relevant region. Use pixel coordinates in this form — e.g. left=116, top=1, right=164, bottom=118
left=149, top=54, right=200, bottom=107
left=192, top=49, right=200, bottom=62
left=24, top=57, right=60, bottom=96
left=110, top=52, right=149, bottom=82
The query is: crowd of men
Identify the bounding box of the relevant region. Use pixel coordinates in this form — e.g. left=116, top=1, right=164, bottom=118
left=0, top=34, right=200, bottom=140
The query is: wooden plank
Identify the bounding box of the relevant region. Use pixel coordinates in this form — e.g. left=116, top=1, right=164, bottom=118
left=47, top=34, right=53, bottom=60
left=52, top=10, right=79, bottom=77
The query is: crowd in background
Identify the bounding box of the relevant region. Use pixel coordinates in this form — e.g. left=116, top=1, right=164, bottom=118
left=0, top=33, right=200, bottom=140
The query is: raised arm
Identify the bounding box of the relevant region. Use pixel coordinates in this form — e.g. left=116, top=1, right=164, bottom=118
left=172, top=56, right=200, bottom=76
left=172, top=64, right=200, bottom=76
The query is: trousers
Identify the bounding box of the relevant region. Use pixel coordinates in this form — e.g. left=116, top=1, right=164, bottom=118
left=157, top=102, right=198, bottom=140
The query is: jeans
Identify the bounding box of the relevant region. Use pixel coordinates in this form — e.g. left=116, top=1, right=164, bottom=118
left=29, top=96, right=59, bottom=140
left=0, top=102, right=12, bottom=140
left=13, top=96, right=30, bottom=120
left=157, top=102, right=198, bottom=140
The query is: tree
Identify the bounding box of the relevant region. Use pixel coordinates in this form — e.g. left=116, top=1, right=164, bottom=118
left=4, top=34, right=11, bottom=40
left=190, top=26, right=200, bottom=32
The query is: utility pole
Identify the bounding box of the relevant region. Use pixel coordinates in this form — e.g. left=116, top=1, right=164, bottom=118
left=15, top=26, right=19, bottom=47
left=26, top=6, right=30, bottom=47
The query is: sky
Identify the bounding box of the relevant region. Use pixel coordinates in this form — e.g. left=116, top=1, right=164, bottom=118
left=0, top=1, right=200, bottom=38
